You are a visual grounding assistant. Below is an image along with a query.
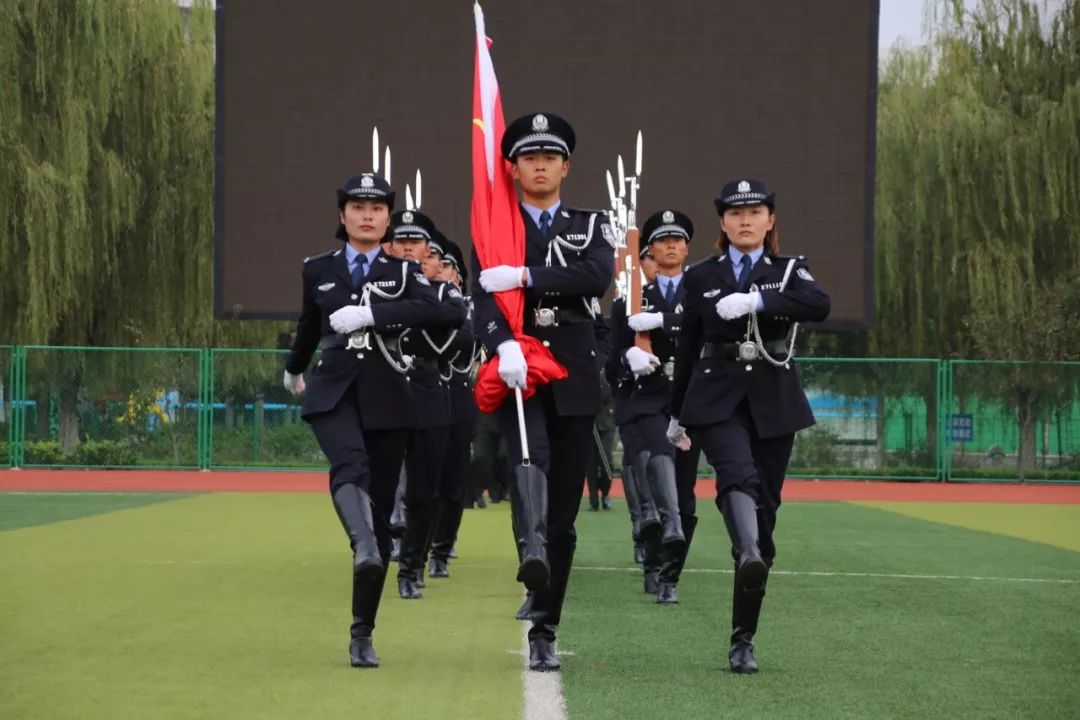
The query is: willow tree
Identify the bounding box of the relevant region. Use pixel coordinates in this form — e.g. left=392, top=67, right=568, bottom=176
left=874, top=0, right=1080, bottom=475
left=0, top=0, right=287, bottom=449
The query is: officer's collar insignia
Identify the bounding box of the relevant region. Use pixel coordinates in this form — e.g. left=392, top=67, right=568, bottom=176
left=402, top=211, right=414, bottom=223
left=737, top=180, right=751, bottom=193
left=532, top=114, right=549, bottom=132
left=797, top=268, right=814, bottom=281
left=414, top=272, right=431, bottom=286
left=704, top=288, right=723, bottom=298
left=675, top=303, right=683, bottom=313
left=361, top=175, right=375, bottom=188
left=378, top=256, right=388, bottom=263
left=764, top=256, right=772, bottom=265
left=317, top=282, right=336, bottom=291
left=561, top=210, right=569, bottom=218
left=662, top=210, right=675, bottom=223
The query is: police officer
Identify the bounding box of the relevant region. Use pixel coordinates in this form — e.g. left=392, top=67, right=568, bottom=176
left=668, top=178, right=830, bottom=673
left=473, top=112, right=615, bottom=671
left=620, top=210, right=702, bottom=604
left=282, top=173, right=465, bottom=667
left=428, top=236, right=479, bottom=578
left=391, top=211, right=471, bottom=599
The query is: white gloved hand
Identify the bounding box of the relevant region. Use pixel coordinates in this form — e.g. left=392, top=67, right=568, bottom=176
left=627, top=312, right=664, bottom=332
left=496, top=340, right=528, bottom=389
left=329, top=305, right=374, bottom=333
left=479, top=265, right=526, bottom=292
left=283, top=370, right=306, bottom=396
left=666, top=417, right=691, bottom=451
left=625, top=346, right=660, bottom=377
left=715, top=291, right=759, bottom=320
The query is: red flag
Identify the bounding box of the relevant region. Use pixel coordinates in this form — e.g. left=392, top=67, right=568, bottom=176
left=470, top=3, right=566, bottom=413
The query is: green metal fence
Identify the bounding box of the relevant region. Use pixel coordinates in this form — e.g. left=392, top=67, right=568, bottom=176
left=0, top=346, right=1077, bottom=482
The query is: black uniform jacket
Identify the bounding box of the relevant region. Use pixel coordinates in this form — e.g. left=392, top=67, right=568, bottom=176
left=285, top=246, right=466, bottom=426
left=400, top=281, right=473, bottom=430
left=612, top=278, right=689, bottom=420
left=669, top=252, right=830, bottom=438
left=471, top=205, right=615, bottom=417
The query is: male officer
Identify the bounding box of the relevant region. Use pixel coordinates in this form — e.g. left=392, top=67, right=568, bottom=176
left=472, top=112, right=615, bottom=671
left=428, top=236, right=479, bottom=578
left=283, top=172, right=465, bottom=667
left=390, top=211, right=471, bottom=599
left=620, top=210, right=702, bottom=604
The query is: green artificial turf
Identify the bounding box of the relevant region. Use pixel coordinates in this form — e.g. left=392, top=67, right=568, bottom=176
left=0, top=492, right=192, bottom=532
left=0, top=493, right=523, bottom=720
left=561, top=500, right=1080, bottom=720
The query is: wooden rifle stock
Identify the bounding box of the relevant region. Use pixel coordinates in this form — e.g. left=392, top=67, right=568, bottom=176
left=625, top=227, right=653, bottom=353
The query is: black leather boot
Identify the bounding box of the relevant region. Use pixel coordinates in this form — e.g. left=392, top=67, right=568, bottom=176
left=429, top=502, right=463, bottom=578
left=528, top=636, right=560, bottom=671
left=527, top=541, right=575, bottom=671
left=389, top=468, right=407, bottom=538
left=331, top=485, right=384, bottom=579
left=656, top=514, right=698, bottom=604
left=640, top=521, right=662, bottom=594
left=350, top=558, right=388, bottom=668
left=633, top=451, right=661, bottom=532
left=515, top=591, right=534, bottom=621
left=510, top=464, right=550, bottom=591
left=720, top=491, right=767, bottom=592
left=646, top=454, right=685, bottom=550
left=729, top=574, right=767, bottom=673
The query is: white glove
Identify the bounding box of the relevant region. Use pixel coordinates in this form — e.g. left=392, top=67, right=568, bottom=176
left=329, top=305, right=374, bottom=333
left=666, top=417, right=691, bottom=451
left=479, top=265, right=526, bottom=292
left=628, top=312, right=664, bottom=332
left=496, top=340, right=527, bottom=389
left=625, top=346, right=660, bottom=377
left=283, top=370, right=306, bottom=396
left=715, top=291, right=759, bottom=320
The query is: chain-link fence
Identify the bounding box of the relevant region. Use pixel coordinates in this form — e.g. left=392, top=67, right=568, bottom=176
left=208, top=349, right=325, bottom=469
left=790, top=358, right=941, bottom=480
left=1, top=347, right=1077, bottom=483
left=945, top=361, right=1080, bottom=482
left=19, top=346, right=203, bottom=469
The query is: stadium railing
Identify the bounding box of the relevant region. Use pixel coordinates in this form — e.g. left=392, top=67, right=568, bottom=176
left=0, top=346, right=1076, bottom=483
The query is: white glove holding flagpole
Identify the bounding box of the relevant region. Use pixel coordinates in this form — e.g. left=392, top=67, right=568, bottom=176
left=716, top=292, right=759, bottom=320
left=628, top=312, right=664, bottom=332
left=480, top=265, right=526, bottom=292
left=283, top=370, right=305, bottom=396
left=666, top=417, right=691, bottom=451
left=496, top=340, right=527, bottom=389
left=625, top=346, right=659, bottom=377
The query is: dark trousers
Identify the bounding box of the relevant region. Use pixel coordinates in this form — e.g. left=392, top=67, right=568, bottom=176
left=431, top=418, right=475, bottom=560
left=470, top=413, right=510, bottom=503
left=496, top=386, right=594, bottom=642
left=691, top=400, right=794, bottom=564
left=585, top=424, right=615, bottom=505
left=398, top=425, right=451, bottom=579
left=308, top=389, right=408, bottom=634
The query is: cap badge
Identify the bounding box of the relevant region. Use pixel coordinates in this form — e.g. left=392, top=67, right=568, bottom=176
left=737, top=180, right=751, bottom=193
left=361, top=176, right=375, bottom=188
left=402, top=211, right=414, bottom=223
left=532, top=114, right=549, bottom=132
left=662, top=210, right=675, bottom=224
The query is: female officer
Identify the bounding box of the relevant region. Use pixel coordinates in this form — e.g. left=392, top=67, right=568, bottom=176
left=667, top=178, right=830, bottom=674
left=282, top=173, right=465, bottom=668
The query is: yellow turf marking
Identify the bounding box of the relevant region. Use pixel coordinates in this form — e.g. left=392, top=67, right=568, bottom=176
left=855, top=501, right=1080, bottom=552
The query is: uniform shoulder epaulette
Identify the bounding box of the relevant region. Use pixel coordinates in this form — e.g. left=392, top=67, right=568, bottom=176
left=686, top=254, right=720, bottom=273
left=770, top=253, right=807, bottom=262
left=565, top=206, right=607, bottom=216
left=303, top=248, right=338, bottom=264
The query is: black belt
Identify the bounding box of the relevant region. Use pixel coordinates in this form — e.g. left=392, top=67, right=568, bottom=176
left=319, top=334, right=347, bottom=350
left=700, top=339, right=789, bottom=361
left=525, top=303, right=592, bottom=327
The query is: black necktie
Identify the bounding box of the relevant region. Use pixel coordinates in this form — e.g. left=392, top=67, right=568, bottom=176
left=538, top=210, right=551, bottom=237
left=664, top=279, right=676, bottom=306
left=351, top=254, right=367, bottom=287
left=738, top=255, right=752, bottom=292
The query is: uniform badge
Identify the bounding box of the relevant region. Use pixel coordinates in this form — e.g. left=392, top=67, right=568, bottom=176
left=317, top=282, right=336, bottom=292
left=532, top=114, right=549, bottom=131
left=601, top=223, right=616, bottom=248
left=486, top=320, right=497, bottom=334
left=797, top=268, right=814, bottom=281
left=361, top=175, right=375, bottom=188
left=662, top=210, right=675, bottom=224
left=448, top=287, right=463, bottom=299
left=704, top=289, right=723, bottom=298
left=402, top=211, right=414, bottom=223
left=737, top=180, right=751, bottom=193
left=414, top=272, right=431, bottom=286
left=674, top=303, right=683, bottom=314
left=591, top=297, right=602, bottom=314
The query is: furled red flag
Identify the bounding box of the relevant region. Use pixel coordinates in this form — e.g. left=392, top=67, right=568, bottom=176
left=470, top=2, right=566, bottom=413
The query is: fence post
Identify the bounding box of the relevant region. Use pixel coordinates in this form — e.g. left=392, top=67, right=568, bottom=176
left=199, top=349, right=212, bottom=470
left=13, top=346, right=25, bottom=468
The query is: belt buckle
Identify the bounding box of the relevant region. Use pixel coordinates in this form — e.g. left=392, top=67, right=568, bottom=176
left=534, top=307, right=557, bottom=327
left=662, top=360, right=675, bottom=379
left=346, top=331, right=371, bottom=351
left=738, top=341, right=759, bottom=361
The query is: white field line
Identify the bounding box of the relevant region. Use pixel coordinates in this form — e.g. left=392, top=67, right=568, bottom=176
left=574, top=565, right=1078, bottom=585
left=521, top=622, right=568, bottom=720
